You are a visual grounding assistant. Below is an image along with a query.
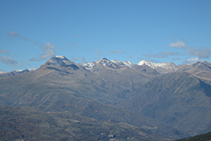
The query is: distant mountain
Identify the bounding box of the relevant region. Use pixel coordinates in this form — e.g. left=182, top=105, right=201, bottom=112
left=0, top=56, right=211, bottom=140
left=0, top=69, right=36, bottom=78
left=83, top=58, right=177, bottom=73
left=83, top=58, right=160, bottom=81
left=137, top=60, right=178, bottom=73
left=178, top=61, right=211, bottom=81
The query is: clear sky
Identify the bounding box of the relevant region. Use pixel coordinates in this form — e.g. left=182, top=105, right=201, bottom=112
left=0, top=0, right=211, bottom=72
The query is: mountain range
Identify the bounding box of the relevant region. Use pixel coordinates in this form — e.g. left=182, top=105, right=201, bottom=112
left=0, top=56, right=211, bottom=140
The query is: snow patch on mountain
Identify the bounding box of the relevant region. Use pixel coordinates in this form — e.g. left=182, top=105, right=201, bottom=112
left=14, top=70, right=23, bottom=72
left=83, top=62, right=97, bottom=70
left=55, top=55, right=66, bottom=59
left=111, top=60, right=124, bottom=65
left=15, top=68, right=36, bottom=73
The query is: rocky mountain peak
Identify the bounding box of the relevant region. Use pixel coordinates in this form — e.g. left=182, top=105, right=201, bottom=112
left=97, top=58, right=111, bottom=66
left=83, top=58, right=123, bottom=70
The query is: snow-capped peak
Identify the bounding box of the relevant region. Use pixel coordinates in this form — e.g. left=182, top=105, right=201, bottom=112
left=137, top=60, right=178, bottom=72
left=83, top=58, right=132, bottom=70
left=137, top=60, right=175, bottom=68
left=93, top=58, right=121, bottom=69
left=82, top=58, right=110, bottom=70
left=96, top=58, right=111, bottom=67
left=137, top=60, right=155, bottom=68
left=0, top=71, right=6, bottom=74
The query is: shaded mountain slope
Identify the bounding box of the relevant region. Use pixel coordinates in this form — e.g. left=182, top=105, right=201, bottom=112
left=177, top=131, right=211, bottom=141
left=123, top=72, right=211, bottom=137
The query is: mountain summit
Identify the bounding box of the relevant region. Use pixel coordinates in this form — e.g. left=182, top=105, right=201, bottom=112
left=42, top=56, right=79, bottom=70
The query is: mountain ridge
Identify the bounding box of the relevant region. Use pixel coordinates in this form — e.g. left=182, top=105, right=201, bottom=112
left=2, top=56, right=210, bottom=74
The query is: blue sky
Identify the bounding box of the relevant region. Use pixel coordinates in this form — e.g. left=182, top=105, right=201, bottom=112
left=0, top=0, right=211, bottom=72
